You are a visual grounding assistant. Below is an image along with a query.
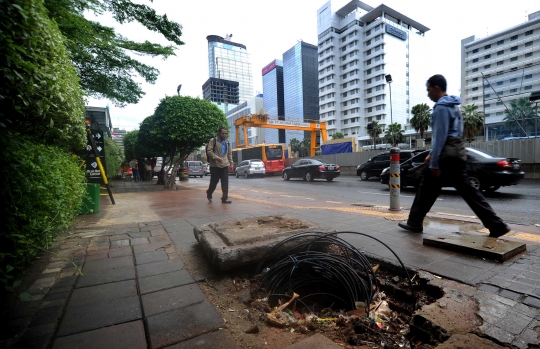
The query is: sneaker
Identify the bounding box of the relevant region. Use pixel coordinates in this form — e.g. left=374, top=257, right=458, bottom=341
left=398, top=222, right=423, bottom=233
left=488, top=224, right=511, bottom=238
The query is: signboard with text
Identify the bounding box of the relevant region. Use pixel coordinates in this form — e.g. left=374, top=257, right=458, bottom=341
left=85, top=130, right=106, bottom=184
left=267, top=120, right=318, bottom=128
left=386, top=24, right=407, bottom=40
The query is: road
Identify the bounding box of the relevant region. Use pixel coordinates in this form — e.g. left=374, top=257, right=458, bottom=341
left=187, top=174, right=540, bottom=227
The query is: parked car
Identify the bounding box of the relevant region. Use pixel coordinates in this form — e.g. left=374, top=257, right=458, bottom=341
left=183, top=161, right=205, bottom=178
left=380, top=148, right=525, bottom=192
left=235, top=159, right=265, bottom=178
left=356, top=150, right=424, bottom=181
left=282, top=159, right=340, bottom=182
left=204, top=163, right=210, bottom=176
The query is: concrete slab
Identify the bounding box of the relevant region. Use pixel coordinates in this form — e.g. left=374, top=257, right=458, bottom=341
left=136, top=259, right=184, bottom=278
left=108, top=246, right=133, bottom=257
left=165, top=330, right=239, bottom=349
left=141, top=284, right=206, bottom=316
left=135, top=251, right=168, bottom=265
left=138, top=270, right=194, bottom=295
left=68, top=280, right=137, bottom=307
left=435, top=333, right=506, bottom=349
left=57, top=296, right=141, bottom=336
left=52, top=320, right=146, bottom=349
left=194, top=215, right=326, bottom=270
left=146, top=301, right=224, bottom=349
left=76, top=266, right=135, bottom=288
left=82, top=256, right=134, bottom=272
left=284, top=333, right=341, bottom=349
left=423, top=232, right=526, bottom=261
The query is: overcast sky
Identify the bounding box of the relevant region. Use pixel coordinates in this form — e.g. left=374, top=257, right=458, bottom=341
left=87, top=0, right=539, bottom=130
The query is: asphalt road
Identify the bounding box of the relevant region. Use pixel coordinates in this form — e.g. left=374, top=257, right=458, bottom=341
left=189, top=174, right=540, bottom=226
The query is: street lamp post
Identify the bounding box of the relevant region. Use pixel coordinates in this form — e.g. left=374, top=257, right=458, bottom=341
left=177, top=84, right=182, bottom=96
left=385, top=74, right=394, bottom=146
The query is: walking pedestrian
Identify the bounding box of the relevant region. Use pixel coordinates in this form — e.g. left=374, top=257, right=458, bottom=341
left=206, top=127, right=233, bottom=203
left=129, top=158, right=140, bottom=182
left=398, top=74, right=510, bottom=238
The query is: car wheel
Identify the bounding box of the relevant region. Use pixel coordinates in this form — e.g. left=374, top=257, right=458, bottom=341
left=283, top=172, right=290, bottom=181
left=200, top=175, right=203, bottom=178
left=360, top=171, right=369, bottom=181
left=468, top=176, right=481, bottom=190
left=235, top=171, right=239, bottom=178
left=326, top=177, right=334, bottom=182
left=306, top=172, right=314, bottom=182
left=484, top=185, right=501, bottom=193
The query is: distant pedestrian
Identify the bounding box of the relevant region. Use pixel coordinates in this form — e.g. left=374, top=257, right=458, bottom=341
left=144, top=160, right=152, bottom=181
left=129, top=158, right=140, bottom=182
left=398, top=74, right=510, bottom=238
left=206, top=127, right=233, bottom=203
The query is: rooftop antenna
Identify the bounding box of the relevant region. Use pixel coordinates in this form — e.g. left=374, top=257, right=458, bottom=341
left=225, top=33, right=233, bottom=40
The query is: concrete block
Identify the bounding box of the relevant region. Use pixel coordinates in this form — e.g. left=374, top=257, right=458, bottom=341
left=76, top=266, right=135, bottom=288
left=136, top=259, right=184, bottom=279
left=141, top=284, right=206, bottom=316
left=138, top=270, right=194, bottom=295
left=135, top=251, right=168, bottom=265
left=165, top=330, right=239, bottom=349
left=82, top=256, right=133, bottom=272
left=68, top=280, right=137, bottom=307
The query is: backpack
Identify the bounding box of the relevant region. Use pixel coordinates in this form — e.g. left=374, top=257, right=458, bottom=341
left=206, top=137, right=216, bottom=161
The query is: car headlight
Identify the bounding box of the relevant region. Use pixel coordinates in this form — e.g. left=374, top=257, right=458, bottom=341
left=381, top=168, right=389, bottom=175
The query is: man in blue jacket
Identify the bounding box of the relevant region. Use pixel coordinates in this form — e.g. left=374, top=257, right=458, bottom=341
left=398, top=74, right=510, bottom=238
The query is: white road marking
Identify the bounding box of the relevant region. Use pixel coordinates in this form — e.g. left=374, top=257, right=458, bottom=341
left=251, top=190, right=259, bottom=192
left=301, top=198, right=315, bottom=200
left=280, top=195, right=293, bottom=197
left=434, top=212, right=477, bottom=219
left=325, top=201, right=342, bottom=204
left=357, top=191, right=442, bottom=200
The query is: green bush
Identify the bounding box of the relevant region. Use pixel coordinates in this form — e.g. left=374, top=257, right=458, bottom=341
left=0, top=133, right=86, bottom=288
left=104, top=137, right=123, bottom=180
left=0, top=0, right=86, bottom=151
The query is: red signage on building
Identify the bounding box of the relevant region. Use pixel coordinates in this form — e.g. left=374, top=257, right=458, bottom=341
left=262, top=60, right=277, bottom=76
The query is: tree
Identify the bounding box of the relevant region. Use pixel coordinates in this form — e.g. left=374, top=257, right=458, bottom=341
left=332, top=132, right=344, bottom=140
left=461, top=104, right=485, bottom=142
left=300, top=138, right=311, bottom=157
left=138, top=96, right=227, bottom=189
left=367, top=121, right=383, bottom=150
left=384, top=123, right=405, bottom=146
left=289, top=138, right=310, bottom=157
left=44, top=0, right=184, bottom=106
left=503, top=97, right=537, bottom=137
left=123, top=130, right=139, bottom=161
left=104, top=137, right=123, bottom=180
left=289, top=138, right=301, bottom=157
left=410, top=103, right=431, bottom=139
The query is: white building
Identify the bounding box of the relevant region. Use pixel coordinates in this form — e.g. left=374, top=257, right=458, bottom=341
left=317, top=0, right=430, bottom=147
left=225, top=95, right=265, bottom=149
left=461, top=11, right=540, bottom=139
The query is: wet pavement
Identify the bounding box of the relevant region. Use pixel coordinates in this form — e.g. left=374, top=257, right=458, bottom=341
left=2, top=177, right=539, bottom=349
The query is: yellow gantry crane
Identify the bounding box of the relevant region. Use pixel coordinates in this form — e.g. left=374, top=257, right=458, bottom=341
left=234, top=113, right=328, bottom=156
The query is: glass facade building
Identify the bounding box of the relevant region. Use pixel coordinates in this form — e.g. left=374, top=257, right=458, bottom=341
left=283, top=42, right=319, bottom=143
left=262, top=60, right=285, bottom=144
left=207, top=35, right=253, bottom=103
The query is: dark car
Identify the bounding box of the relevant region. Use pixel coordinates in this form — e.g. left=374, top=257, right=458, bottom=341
left=380, top=148, right=525, bottom=192
left=282, top=159, right=340, bottom=182
left=356, top=150, right=423, bottom=181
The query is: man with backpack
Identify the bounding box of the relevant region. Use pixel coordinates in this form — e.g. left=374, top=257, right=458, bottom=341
left=206, top=127, right=233, bottom=203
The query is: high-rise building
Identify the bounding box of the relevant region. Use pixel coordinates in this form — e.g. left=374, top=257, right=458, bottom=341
left=283, top=41, right=319, bottom=143
left=205, top=35, right=253, bottom=105
left=202, top=78, right=239, bottom=109
left=317, top=1, right=429, bottom=147
left=461, top=11, right=540, bottom=139
left=262, top=60, right=285, bottom=144
left=225, top=95, right=264, bottom=149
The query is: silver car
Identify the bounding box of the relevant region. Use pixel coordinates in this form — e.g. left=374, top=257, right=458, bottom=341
left=235, top=159, right=265, bottom=178
left=184, top=161, right=205, bottom=178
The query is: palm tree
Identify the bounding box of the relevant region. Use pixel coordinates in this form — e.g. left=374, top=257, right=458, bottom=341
left=332, top=132, right=344, bottom=140
left=462, top=104, right=485, bottom=142
left=289, top=138, right=301, bottom=157
left=367, top=121, right=383, bottom=150
left=503, top=97, right=536, bottom=137
left=384, top=123, right=405, bottom=146
left=410, top=103, right=431, bottom=139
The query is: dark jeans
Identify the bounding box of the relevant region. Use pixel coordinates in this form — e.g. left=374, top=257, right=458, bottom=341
left=132, top=169, right=140, bottom=182
left=408, top=158, right=507, bottom=232
left=207, top=166, right=229, bottom=201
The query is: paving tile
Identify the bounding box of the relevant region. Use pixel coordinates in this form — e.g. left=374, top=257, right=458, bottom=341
left=523, top=296, right=540, bottom=308
left=76, top=266, right=135, bottom=288
left=139, top=270, right=194, bottom=295
left=85, top=253, right=110, bottom=262
left=418, top=259, right=487, bottom=282
left=68, top=280, right=137, bottom=307
left=510, top=303, right=540, bottom=318
left=130, top=237, right=150, bottom=245
left=135, top=251, right=168, bottom=265
left=53, top=276, right=78, bottom=288
left=507, top=282, right=536, bottom=294
left=44, top=291, right=70, bottom=302
left=480, top=322, right=516, bottom=344
left=513, top=328, right=539, bottom=349
left=82, top=256, right=133, bottom=272
left=128, top=231, right=150, bottom=239
left=499, top=289, right=522, bottom=301
left=109, top=234, right=130, bottom=241
left=146, top=301, right=224, bottom=349
left=86, top=249, right=108, bottom=256
left=109, top=246, right=133, bottom=257
left=111, top=239, right=130, bottom=248
left=136, top=259, right=184, bottom=278
left=57, top=296, right=141, bottom=336
left=29, top=305, right=63, bottom=327
left=142, top=284, right=206, bottom=317
left=478, top=284, right=500, bottom=294
left=40, top=299, right=68, bottom=309
left=497, top=312, right=533, bottom=335
left=133, top=240, right=171, bottom=254
left=52, top=320, right=146, bottom=349
left=165, top=329, right=239, bottom=349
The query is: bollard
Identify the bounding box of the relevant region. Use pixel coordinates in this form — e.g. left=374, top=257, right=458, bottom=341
left=389, top=147, right=400, bottom=211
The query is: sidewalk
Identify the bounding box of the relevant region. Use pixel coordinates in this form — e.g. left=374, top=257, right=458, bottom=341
left=2, top=178, right=539, bottom=349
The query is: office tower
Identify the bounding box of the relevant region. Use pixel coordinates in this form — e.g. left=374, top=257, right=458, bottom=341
left=317, top=0, right=429, bottom=147
left=225, top=95, right=265, bottom=149
left=461, top=11, right=540, bottom=139
left=262, top=60, right=285, bottom=144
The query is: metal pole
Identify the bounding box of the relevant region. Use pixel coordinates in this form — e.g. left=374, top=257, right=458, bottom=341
left=389, top=82, right=394, bottom=146
left=389, top=147, right=400, bottom=211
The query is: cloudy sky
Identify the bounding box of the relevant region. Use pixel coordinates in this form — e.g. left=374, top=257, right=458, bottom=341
left=87, top=0, right=539, bottom=130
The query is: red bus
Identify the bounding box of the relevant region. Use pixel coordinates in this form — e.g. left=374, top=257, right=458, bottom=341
left=230, top=144, right=285, bottom=175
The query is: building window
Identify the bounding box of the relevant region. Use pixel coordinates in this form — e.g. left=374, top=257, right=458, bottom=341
left=366, top=29, right=371, bottom=36
left=472, top=96, right=478, bottom=100
left=472, top=68, right=478, bottom=72
left=472, top=87, right=478, bottom=91
left=511, top=46, right=518, bottom=51
left=366, top=49, right=371, bottom=55
left=525, top=85, right=532, bottom=90
left=342, top=37, right=347, bottom=43
left=496, top=81, right=503, bottom=86
left=472, top=58, right=478, bottom=63
left=484, top=64, right=491, bottom=69
left=366, top=39, right=371, bottom=45
left=366, top=59, right=371, bottom=65
left=485, top=93, right=491, bottom=98
left=484, top=44, right=491, bottom=49
left=485, top=113, right=490, bottom=117
left=497, top=61, right=504, bottom=66
left=367, top=107, right=372, bottom=112
left=496, top=112, right=503, bottom=116
left=525, top=30, right=533, bottom=36
left=511, top=35, right=518, bottom=41
left=485, top=104, right=491, bottom=107
left=510, top=78, right=517, bottom=82
left=525, top=41, right=533, bottom=47
left=510, top=56, right=518, bottom=61
left=472, top=77, right=478, bottom=82
left=497, top=40, right=504, bottom=45
left=510, top=88, right=517, bottom=93
left=497, top=101, right=503, bottom=105
left=472, top=48, right=479, bottom=53
left=525, top=74, right=532, bottom=79
left=484, top=54, right=491, bottom=59
left=367, top=97, right=372, bottom=103
left=366, top=88, right=372, bottom=93
left=497, top=50, right=504, bottom=55
left=525, top=52, right=533, bottom=58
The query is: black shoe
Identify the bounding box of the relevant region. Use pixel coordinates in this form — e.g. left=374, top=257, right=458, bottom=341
left=489, top=224, right=511, bottom=238
left=221, top=199, right=232, bottom=204
left=398, top=222, right=423, bottom=233
left=206, top=191, right=212, bottom=202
